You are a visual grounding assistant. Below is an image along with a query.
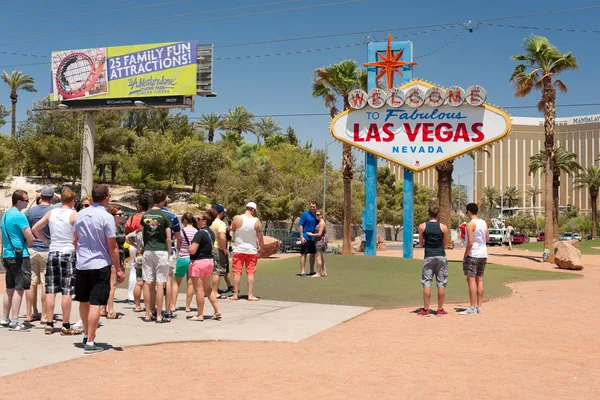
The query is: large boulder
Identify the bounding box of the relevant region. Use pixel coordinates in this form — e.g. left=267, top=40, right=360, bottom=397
left=554, top=241, right=584, bottom=270
left=352, top=236, right=364, bottom=254
left=376, top=235, right=386, bottom=251
left=564, top=240, right=579, bottom=249
left=259, top=236, right=280, bottom=258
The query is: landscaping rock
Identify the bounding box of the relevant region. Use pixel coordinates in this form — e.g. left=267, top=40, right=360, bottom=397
left=554, top=241, right=584, bottom=270
left=376, top=235, right=386, bottom=251
left=352, top=236, right=364, bottom=254
left=259, top=236, right=280, bottom=258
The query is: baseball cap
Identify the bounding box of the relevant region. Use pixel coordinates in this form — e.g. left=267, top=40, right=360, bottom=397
left=246, top=201, right=257, bottom=211
left=41, top=185, right=54, bottom=197
left=213, top=204, right=225, bottom=214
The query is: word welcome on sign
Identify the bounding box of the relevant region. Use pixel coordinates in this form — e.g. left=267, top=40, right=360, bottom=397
left=331, top=80, right=511, bottom=172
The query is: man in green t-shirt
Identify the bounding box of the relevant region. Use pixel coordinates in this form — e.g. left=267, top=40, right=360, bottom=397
left=141, top=190, right=172, bottom=323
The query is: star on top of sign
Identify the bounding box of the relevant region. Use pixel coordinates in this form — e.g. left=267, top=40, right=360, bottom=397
left=364, top=34, right=418, bottom=90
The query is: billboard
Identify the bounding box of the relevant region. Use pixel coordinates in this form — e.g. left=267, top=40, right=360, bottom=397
left=331, top=79, right=511, bottom=172
left=51, top=41, right=198, bottom=101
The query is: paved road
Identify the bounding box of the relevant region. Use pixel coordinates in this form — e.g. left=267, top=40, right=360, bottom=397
left=0, top=287, right=370, bottom=376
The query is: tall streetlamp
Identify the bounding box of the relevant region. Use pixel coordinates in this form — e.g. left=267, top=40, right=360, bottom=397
left=322, top=140, right=335, bottom=218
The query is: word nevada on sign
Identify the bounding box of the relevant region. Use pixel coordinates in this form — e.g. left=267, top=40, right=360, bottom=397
left=330, top=79, right=511, bottom=172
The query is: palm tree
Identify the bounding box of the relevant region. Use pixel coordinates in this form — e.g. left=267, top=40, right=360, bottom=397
left=573, top=166, right=600, bottom=239
left=197, top=113, right=222, bottom=143
left=510, top=35, right=578, bottom=263
left=526, top=185, right=543, bottom=233
left=312, top=60, right=367, bottom=255
left=254, top=116, right=281, bottom=144
left=286, top=126, right=299, bottom=146
left=425, top=186, right=437, bottom=206
left=2, top=70, right=37, bottom=139
left=481, top=186, right=500, bottom=220
left=530, top=147, right=581, bottom=240
left=222, top=106, right=255, bottom=140
left=503, top=185, right=520, bottom=210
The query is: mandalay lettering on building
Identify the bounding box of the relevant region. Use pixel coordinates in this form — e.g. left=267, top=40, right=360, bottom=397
left=572, top=115, right=600, bottom=125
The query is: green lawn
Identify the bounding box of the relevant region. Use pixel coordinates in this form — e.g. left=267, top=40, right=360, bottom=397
left=246, top=255, right=580, bottom=308
left=516, top=239, right=600, bottom=255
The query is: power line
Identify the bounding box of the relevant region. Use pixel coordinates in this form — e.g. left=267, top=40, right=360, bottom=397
left=16, top=0, right=195, bottom=25
left=0, top=0, right=302, bottom=38
left=0, top=0, right=50, bottom=9
left=0, top=0, right=362, bottom=47
left=484, top=22, right=600, bottom=34
left=0, top=0, right=131, bottom=19
left=415, top=28, right=465, bottom=59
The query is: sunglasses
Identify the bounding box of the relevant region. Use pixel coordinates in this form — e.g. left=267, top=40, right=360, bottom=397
left=114, top=213, right=124, bottom=217
left=316, top=213, right=321, bottom=216
left=83, top=204, right=90, bottom=208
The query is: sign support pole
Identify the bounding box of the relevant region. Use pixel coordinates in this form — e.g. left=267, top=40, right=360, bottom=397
left=82, top=112, right=96, bottom=198
left=363, top=39, right=414, bottom=257
left=403, top=169, right=414, bottom=258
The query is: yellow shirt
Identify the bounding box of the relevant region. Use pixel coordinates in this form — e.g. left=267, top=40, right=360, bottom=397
left=210, top=218, right=227, bottom=249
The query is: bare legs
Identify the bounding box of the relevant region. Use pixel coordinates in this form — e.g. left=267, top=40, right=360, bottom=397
left=466, top=277, right=478, bottom=308
left=309, top=254, right=315, bottom=275
left=3, top=289, right=25, bottom=321
left=185, top=277, right=193, bottom=312
left=423, top=287, right=431, bottom=310
left=172, top=276, right=184, bottom=310
left=191, top=276, right=220, bottom=319
left=232, top=274, right=242, bottom=299
left=106, top=268, right=117, bottom=316
left=300, top=254, right=307, bottom=275
left=142, top=281, right=155, bottom=320
left=134, top=281, right=143, bottom=311
left=476, top=276, right=484, bottom=308
left=312, top=252, right=327, bottom=278
left=155, top=282, right=166, bottom=321
left=26, top=284, right=45, bottom=321
left=46, top=293, right=73, bottom=324
left=79, top=302, right=100, bottom=342
left=166, top=273, right=175, bottom=314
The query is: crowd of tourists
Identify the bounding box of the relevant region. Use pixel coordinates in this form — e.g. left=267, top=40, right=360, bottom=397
left=0, top=185, right=265, bottom=353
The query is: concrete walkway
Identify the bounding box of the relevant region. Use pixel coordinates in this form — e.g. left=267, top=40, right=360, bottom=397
left=0, top=288, right=370, bottom=376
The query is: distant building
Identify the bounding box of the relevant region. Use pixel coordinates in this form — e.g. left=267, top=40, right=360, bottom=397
left=389, top=114, right=600, bottom=215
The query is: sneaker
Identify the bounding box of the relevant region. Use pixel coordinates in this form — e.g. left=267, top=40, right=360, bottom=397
left=0, top=318, right=10, bottom=328
left=61, top=327, right=84, bottom=336
left=163, top=312, right=176, bottom=319
left=476, top=307, right=483, bottom=314
left=416, top=308, right=430, bottom=316
left=436, top=308, right=448, bottom=316
left=84, top=344, right=104, bottom=354
left=45, top=325, right=54, bottom=335
left=459, top=306, right=478, bottom=315
left=8, top=322, right=30, bottom=332
left=73, top=320, right=84, bottom=330
left=128, top=300, right=135, bottom=306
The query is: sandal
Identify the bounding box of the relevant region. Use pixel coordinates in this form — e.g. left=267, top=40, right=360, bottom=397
left=106, top=312, right=123, bottom=319
left=216, top=294, right=227, bottom=299
left=24, top=314, right=41, bottom=323
left=189, top=315, right=204, bottom=322
left=134, top=307, right=144, bottom=313
left=142, top=316, right=155, bottom=322
left=228, top=296, right=239, bottom=301
left=247, top=296, right=260, bottom=302
left=155, top=317, right=171, bottom=324
left=211, top=313, right=222, bottom=321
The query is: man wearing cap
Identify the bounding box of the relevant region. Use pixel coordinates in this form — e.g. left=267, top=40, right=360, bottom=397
left=23, top=185, right=55, bottom=323
left=211, top=204, right=233, bottom=298
left=230, top=202, right=264, bottom=301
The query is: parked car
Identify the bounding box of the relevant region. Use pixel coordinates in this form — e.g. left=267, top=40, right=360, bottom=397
left=573, top=233, right=582, bottom=241
left=512, top=232, right=530, bottom=244
left=413, top=233, right=419, bottom=247
left=487, top=228, right=504, bottom=246
left=281, top=231, right=302, bottom=253
left=560, top=232, right=575, bottom=241
left=537, top=232, right=544, bottom=241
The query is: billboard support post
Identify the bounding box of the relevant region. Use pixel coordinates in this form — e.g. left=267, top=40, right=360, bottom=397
left=82, top=112, right=95, bottom=197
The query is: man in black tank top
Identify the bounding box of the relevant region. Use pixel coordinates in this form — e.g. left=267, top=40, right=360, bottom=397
left=416, top=206, right=449, bottom=316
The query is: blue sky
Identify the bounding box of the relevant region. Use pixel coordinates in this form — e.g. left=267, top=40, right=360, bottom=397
left=0, top=0, right=599, bottom=196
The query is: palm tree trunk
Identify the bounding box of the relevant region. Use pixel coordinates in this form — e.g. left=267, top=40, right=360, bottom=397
left=10, top=94, right=17, bottom=139
left=208, top=129, right=214, bottom=143
left=110, top=161, right=118, bottom=184
left=542, top=79, right=556, bottom=263
left=342, top=143, right=353, bottom=255
left=592, top=194, right=598, bottom=239
left=553, top=173, right=559, bottom=241
left=436, top=161, right=454, bottom=249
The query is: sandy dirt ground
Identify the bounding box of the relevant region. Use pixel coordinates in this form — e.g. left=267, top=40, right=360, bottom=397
left=1, top=248, right=598, bottom=399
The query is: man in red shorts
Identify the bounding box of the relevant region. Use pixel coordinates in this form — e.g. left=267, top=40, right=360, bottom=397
left=229, top=202, right=264, bottom=301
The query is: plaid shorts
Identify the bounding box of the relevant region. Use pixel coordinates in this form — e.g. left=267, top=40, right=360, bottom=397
left=45, top=251, right=77, bottom=295
left=463, top=256, right=487, bottom=277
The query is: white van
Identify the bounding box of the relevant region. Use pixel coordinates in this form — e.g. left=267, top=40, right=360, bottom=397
left=487, top=228, right=505, bottom=246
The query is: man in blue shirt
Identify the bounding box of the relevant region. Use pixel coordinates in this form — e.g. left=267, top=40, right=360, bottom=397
left=1, top=190, right=35, bottom=331
left=74, top=185, right=122, bottom=353
left=24, top=185, right=54, bottom=323
left=161, top=197, right=180, bottom=319
left=298, top=201, right=318, bottom=276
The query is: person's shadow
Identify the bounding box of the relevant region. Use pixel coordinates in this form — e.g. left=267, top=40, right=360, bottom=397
left=73, top=342, right=123, bottom=352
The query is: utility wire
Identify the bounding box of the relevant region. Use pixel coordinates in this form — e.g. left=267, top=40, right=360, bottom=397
left=0, top=0, right=131, bottom=19
left=415, top=28, right=465, bottom=59
left=0, top=0, right=302, bottom=38
left=484, top=22, right=600, bottom=34
left=14, top=0, right=195, bottom=25
left=0, top=0, right=361, bottom=47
